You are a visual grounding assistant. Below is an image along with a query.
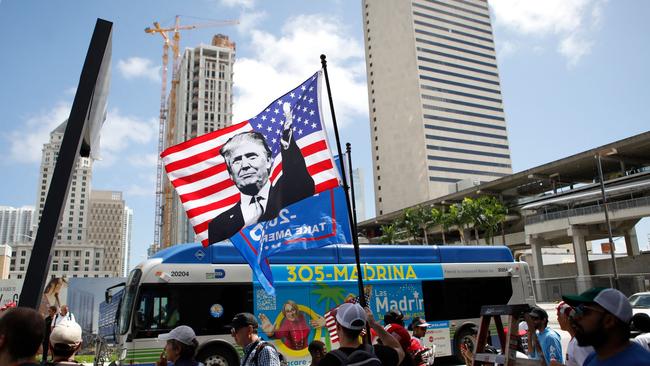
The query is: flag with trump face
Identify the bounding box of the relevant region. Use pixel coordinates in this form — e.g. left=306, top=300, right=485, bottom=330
left=162, top=71, right=351, bottom=292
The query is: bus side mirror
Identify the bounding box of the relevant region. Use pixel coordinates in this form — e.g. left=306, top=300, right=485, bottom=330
left=105, top=290, right=112, bottom=304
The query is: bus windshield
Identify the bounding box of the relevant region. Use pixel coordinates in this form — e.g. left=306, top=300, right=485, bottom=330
left=118, top=268, right=142, bottom=335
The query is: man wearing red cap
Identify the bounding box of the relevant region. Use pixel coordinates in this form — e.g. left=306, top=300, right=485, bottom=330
left=553, top=301, right=593, bottom=366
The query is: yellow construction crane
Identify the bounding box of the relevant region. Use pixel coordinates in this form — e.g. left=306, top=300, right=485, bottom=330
left=147, top=16, right=238, bottom=250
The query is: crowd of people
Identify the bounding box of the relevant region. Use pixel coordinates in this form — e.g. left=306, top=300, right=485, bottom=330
left=0, top=305, right=84, bottom=366
left=459, top=287, right=650, bottom=366
left=3, top=286, right=650, bottom=366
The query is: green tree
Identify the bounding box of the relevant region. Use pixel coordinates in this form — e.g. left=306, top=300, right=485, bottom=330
left=476, top=196, right=507, bottom=245
left=380, top=224, right=398, bottom=244
left=448, top=203, right=471, bottom=244
left=398, top=205, right=432, bottom=244
left=461, top=197, right=482, bottom=244
left=431, top=207, right=444, bottom=245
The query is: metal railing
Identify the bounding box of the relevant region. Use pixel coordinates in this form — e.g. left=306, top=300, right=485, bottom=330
left=525, top=195, right=650, bottom=225
left=532, top=273, right=650, bottom=301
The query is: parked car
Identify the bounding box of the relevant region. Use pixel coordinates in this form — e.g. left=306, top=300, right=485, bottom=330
left=629, top=291, right=650, bottom=316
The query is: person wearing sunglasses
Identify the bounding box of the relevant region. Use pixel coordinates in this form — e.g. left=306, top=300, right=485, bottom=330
left=552, top=301, right=593, bottom=366
left=562, top=287, right=650, bottom=365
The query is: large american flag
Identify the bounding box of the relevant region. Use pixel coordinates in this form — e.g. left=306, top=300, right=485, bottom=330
left=161, top=71, right=340, bottom=246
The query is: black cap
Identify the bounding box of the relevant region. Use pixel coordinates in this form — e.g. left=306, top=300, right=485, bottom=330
left=529, top=306, right=548, bottom=320
left=230, top=312, right=258, bottom=330
left=384, top=308, right=404, bottom=326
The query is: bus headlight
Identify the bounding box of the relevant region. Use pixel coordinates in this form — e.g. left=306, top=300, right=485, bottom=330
left=119, top=348, right=127, bottom=361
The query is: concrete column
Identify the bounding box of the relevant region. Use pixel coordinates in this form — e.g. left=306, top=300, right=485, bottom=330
left=0, top=245, right=12, bottom=280
left=625, top=227, right=640, bottom=256
left=527, top=235, right=546, bottom=301
left=568, top=226, right=592, bottom=293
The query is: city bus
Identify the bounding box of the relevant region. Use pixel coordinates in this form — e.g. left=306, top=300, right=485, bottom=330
left=107, top=243, right=535, bottom=366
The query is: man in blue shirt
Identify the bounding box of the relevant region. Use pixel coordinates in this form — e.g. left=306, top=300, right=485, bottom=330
left=563, top=287, right=650, bottom=366
left=526, top=306, right=563, bottom=364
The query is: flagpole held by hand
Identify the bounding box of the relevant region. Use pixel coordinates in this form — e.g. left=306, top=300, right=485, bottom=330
left=320, top=54, right=370, bottom=344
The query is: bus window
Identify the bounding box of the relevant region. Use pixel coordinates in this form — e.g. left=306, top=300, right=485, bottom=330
left=118, top=268, right=141, bottom=335
left=422, top=277, right=512, bottom=320
left=133, top=283, right=253, bottom=339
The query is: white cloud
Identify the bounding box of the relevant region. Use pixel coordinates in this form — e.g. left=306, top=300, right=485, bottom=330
left=490, top=0, right=607, bottom=66
left=232, top=14, right=368, bottom=127
left=236, top=10, right=266, bottom=35
left=559, top=34, right=593, bottom=68
left=497, top=40, right=518, bottom=60
left=117, top=57, right=160, bottom=82
left=95, top=110, right=157, bottom=165
left=128, top=153, right=158, bottom=168
left=6, top=102, right=71, bottom=163
left=220, top=0, right=254, bottom=8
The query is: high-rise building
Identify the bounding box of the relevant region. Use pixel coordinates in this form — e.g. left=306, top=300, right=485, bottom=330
left=35, top=120, right=92, bottom=244
left=0, top=206, right=34, bottom=245
left=352, top=169, right=367, bottom=222
left=163, top=34, right=236, bottom=247
left=122, top=207, right=133, bottom=276
left=9, top=121, right=128, bottom=279
left=88, top=191, right=128, bottom=276
left=363, top=0, right=512, bottom=216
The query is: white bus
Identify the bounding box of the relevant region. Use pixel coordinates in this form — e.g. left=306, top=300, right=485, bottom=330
left=107, top=243, right=535, bottom=365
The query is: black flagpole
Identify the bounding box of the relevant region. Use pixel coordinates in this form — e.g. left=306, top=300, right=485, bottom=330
left=346, top=143, right=359, bottom=229
left=320, top=55, right=366, bottom=309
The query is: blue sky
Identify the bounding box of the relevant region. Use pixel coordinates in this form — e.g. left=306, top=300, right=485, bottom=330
left=1, top=0, right=648, bottom=269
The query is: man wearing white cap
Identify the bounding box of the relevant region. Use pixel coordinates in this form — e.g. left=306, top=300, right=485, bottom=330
left=563, top=287, right=650, bottom=365
left=156, top=325, right=203, bottom=366
left=48, top=322, right=83, bottom=365
left=319, top=303, right=405, bottom=366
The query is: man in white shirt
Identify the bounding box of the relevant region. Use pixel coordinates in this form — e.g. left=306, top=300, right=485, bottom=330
left=632, top=313, right=650, bottom=351
left=51, top=305, right=76, bottom=328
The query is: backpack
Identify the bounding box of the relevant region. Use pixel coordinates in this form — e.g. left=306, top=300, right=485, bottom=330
left=330, top=344, right=383, bottom=366
left=251, top=341, right=288, bottom=366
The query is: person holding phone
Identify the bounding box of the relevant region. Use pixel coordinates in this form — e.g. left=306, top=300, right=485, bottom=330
left=156, top=326, right=203, bottom=366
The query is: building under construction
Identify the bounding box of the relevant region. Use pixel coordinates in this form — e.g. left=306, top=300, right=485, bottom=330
left=162, top=34, right=236, bottom=249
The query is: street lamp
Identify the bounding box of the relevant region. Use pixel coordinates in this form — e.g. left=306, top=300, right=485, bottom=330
left=595, top=148, right=619, bottom=289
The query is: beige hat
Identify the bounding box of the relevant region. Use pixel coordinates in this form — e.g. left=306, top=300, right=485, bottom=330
left=50, top=322, right=82, bottom=346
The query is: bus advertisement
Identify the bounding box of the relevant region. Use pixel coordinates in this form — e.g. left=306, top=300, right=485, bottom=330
left=108, top=243, right=535, bottom=366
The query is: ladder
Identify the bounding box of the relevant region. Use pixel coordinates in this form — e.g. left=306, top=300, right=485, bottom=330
left=471, top=304, right=544, bottom=366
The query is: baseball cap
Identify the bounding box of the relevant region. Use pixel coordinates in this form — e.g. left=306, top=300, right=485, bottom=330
left=518, top=321, right=528, bottom=336
left=411, top=317, right=431, bottom=328
left=336, top=303, right=367, bottom=330
left=562, top=287, right=633, bottom=323
left=556, top=301, right=574, bottom=318
left=50, top=322, right=82, bottom=346
left=158, top=325, right=197, bottom=345
left=528, top=306, right=548, bottom=320
left=229, top=312, right=259, bottom=330
left=385, top=323, right=411, bottom=350
left=384, top=308, right=404, bottom=326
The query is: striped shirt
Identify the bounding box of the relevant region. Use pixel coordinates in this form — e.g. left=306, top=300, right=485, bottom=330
left=241, top=340, right=281, bottom=366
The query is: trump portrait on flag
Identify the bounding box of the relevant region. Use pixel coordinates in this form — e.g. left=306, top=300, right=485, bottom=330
left=161, top=71, right=343, bottom=247
left=208, top=103, right=315, bottom=243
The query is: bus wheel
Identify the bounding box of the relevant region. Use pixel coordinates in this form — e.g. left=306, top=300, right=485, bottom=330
left=454, top=325, right=476, bottom=364
left=197, top=346, right=238, bottom=366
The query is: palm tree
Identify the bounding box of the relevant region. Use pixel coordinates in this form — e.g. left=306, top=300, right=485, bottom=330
left=476, top=196, right=507, bottom=245
left=380, top=224, right=398, bottom=244
left=448, top=204, right=469, bottom=244
left=461, top=197, right=482, bottom=244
